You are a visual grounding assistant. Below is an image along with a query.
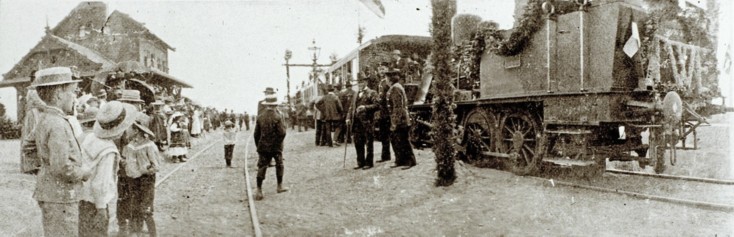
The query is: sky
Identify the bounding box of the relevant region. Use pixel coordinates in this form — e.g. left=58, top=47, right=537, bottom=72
left=0, top=0, right=731, bottom=121
left=0, top=0, right=515, bottom=120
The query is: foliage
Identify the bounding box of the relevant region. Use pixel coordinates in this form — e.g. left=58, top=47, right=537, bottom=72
left=430, top=0, right=457, bottom=187
left=0, top=117, right=20, bottom=139
left=484, top=0, right=545, bottom=56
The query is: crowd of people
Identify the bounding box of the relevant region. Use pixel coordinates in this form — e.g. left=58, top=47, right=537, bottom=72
left=15, top=55, right=421, bottom=235
left=18, top=66, right=253, bottom=237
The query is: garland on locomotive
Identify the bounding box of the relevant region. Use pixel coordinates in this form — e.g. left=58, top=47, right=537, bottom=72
left=406, top=0, right=727, bottom=175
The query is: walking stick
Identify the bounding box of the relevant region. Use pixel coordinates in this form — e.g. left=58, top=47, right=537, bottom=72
left=343, top=87, right=358, bottom=168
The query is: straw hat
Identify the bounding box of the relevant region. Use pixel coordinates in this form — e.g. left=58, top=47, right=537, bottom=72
left=224, top=120, right=234, bottom=127
left=30, top=67, right=81, bottom=88
left=93, top=101, right=137, bottom=139
left=78, top=107, right=99, bottom=124
left=117, top=90, right=144, bottom=103
left=132, top=122, right=155, bottom=138
left=261, top=94, right=279, bottom=105
left=263, top=87, right=276, bottom=94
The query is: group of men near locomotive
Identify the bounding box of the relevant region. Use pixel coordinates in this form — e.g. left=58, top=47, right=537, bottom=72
left=291, top=62, right=418, bottom=170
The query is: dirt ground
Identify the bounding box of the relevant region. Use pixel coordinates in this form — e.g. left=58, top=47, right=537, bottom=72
left=1, top=113, right=732, bottom=236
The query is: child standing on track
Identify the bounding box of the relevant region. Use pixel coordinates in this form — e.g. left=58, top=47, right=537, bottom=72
left=223, top=120, right=237, bottom=168
left=122, top=121, right=161, bottom=237
left=168, top=112, right=189, bottom=163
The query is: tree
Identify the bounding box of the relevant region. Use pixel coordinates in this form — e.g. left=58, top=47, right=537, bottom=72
left=430, top=0, right=457, bottom=187
left=0, top=102, right=5, bottom=118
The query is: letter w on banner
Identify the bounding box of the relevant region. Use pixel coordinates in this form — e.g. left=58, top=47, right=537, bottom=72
left=359, top=0, right=385, bottom=18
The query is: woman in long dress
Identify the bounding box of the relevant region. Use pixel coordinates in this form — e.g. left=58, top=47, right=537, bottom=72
left=190, top=109, right=202, bottom=137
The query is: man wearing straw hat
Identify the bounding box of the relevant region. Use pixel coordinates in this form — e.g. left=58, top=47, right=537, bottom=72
left=78, top=101, right=137, bottom=236
left=29, top=66, right=90, bottom=236
left=257, top=87, right=277, bottom=116
left=254, top=93, right=288, bottom=200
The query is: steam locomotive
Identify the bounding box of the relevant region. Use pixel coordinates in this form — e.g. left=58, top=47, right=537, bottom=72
left=407, top=0, right=726, bottom=175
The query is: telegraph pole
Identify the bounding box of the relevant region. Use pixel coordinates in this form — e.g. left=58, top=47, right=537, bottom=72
left=282, top=39, right=332, bottom=104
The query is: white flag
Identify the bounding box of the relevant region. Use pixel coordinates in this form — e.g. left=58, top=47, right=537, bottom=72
left=358, top=0, right=385, bottom=18
left=623, top=22, right=641, bottom=58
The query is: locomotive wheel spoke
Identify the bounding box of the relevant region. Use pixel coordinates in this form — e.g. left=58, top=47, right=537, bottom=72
left=501, top=112, right=541, bottom=175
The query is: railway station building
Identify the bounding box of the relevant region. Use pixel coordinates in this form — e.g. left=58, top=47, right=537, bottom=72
left=0, top=1, right=191, bottom=122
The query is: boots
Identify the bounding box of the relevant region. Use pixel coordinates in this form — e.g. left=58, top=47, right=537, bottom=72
left=255, top=188, right=264, bottom=200
left=277, top=184, right=289, bottom=193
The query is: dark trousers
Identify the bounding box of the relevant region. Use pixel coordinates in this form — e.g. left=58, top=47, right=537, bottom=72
left=130, top=174, right=156, bottom=237
left=315, top=120, right=324, bottom=145
left=256, top=151, right=284, bottom=187
left=378, top=118, right=392, bottom=161
left=244, top=121, right=250, bottom=130
left=391, top=125, right=417, bottom=166
left=333, top=120, right=344, bottom=143
left=117, top=174, right=134, bottom=232
left=79, top=201, right=108, bottom=237
left=224, top=144, right=234, bottom=167
left=354, top=128, right=374, bottom=167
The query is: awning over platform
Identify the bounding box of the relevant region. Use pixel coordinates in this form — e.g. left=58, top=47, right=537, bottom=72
left=149, top=68, right=192, bottom=88
left=0, top=77, right=31, bottom=88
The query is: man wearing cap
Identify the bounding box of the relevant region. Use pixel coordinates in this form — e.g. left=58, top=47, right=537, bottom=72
left=386, top=69, right=417, bottom=169
left=78, top=101, right=137, bottom=236
left=337, top=80, right=356, bottom=144
left=376, top=63, right=394, bottom=162
left=258, top=87, right=276, bottom=116
left=29, top=66, right=90, bottom=236
left=346, top=75, right=379, bottom=169
left=148, top=100, right=169, bottom=151
left=254, top=94, right=288, bottom=200
left=315, top=84, right=342, bottom=147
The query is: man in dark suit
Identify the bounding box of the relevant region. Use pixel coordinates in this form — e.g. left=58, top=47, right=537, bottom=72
left=376, top=63, right=393, bottom=162
left=386, top=69, right=417, bottom=169
left=337, top=80, right=356, bottom=144
left=254, top=94, right=288, bottom=201
left=315, top=84, right=343, bottom=147
left=347, top=75, right=379, bottom=169
left=258, top=87, right=277, bottom=116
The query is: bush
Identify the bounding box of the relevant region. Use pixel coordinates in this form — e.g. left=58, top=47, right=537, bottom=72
left=0, top=117, right=21, bottom=139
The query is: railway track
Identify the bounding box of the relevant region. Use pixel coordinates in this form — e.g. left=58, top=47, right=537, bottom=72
left=241, top=130, right=263, bottom=237
left=605, top=169, right=734, bottom=185
left=463, top=161, right=734, bottom=213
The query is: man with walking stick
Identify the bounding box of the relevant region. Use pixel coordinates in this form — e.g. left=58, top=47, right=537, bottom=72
left=345, top=75, right=379, bottom=170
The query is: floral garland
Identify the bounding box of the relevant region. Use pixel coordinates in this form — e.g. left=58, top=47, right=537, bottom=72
left=453, top=0, right=545, bottom=83
left=484, top=0, right=545, bottom=56
left=430, top=0, right=457, bottom=187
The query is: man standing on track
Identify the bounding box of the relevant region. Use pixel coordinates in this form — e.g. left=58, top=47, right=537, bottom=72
left=254, top=93, right=289, bottom=200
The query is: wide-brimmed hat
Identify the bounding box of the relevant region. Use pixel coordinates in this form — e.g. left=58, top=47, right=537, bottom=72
left=263, top=87, right=276, bottom=94
left=132, top=122, right=155, bottom=138
left=261, top=94, right=279, bottom=105
left=93, top=101, right=137, bottom=139
left=117, top=90, right=144, bottom=103
left=151, top=100, right=165, bottom=106
left=30, top=67, right=81, bottom=88
left=392, top=49, right=402, bottom=56
left=224, top=120, right=234, bottom=127
left=78, top=107, right=99, bottom=124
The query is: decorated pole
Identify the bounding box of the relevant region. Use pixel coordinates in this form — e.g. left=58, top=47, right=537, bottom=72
left=431, top=0, right=457, bottom=187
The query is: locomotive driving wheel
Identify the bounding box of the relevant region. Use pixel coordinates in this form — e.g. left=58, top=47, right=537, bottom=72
left=501, top=112, right=542, bottom=175
left=462, top=108, right=498, bottom=166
